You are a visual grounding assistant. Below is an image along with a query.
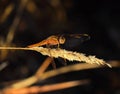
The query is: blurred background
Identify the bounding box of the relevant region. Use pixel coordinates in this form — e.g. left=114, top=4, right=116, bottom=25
left=0, top=0, right=120, bottom=94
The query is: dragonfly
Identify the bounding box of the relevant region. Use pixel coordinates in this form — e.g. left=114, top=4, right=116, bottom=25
left=28, top=34, right=90, bottom=48
left=28, top=34, right=90, bottom=68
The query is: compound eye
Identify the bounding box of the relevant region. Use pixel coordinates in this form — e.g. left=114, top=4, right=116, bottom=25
left=59, top=36, right=65, bottom=44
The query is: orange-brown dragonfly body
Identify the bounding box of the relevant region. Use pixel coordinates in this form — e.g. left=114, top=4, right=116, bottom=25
left=28, top=34, right=90, bottom=48
left=28, top=35, right=65, bottom=48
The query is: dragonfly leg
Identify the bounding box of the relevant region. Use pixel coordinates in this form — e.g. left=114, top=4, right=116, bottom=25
left=57, top=43, right=60, bottom=48
left=61, top=58, right=67, bottom=66
left=63, top=58, right=67, bottom=65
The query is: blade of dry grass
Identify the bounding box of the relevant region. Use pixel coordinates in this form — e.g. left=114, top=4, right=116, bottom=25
left=0, top=46, right=112, bottom=67
left=6, top=0, right=28, bottom=44
left=0, top=4, right=14, bottom=23
left=35, top=57, right=53, bottom=76
left=1, top=80, right=89, bottom=94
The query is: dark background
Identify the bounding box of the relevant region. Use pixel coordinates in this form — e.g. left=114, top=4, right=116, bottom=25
left=0, top=0, right=120, bottom=94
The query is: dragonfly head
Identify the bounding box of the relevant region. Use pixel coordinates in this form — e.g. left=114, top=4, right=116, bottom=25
left=59, top=35, right=65, bottom=44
